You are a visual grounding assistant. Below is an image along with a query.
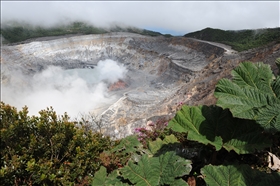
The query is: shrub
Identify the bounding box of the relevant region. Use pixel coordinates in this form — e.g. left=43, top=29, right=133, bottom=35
left=0, top=103, right=112, bottom=185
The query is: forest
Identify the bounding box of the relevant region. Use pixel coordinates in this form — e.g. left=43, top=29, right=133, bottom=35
left=184, top=27, right=280, bottom=52
left=0, top=21, right=162, bottom=44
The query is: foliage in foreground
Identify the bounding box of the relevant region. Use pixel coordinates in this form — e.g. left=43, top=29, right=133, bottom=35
left=1, top=61, right=280, bottom=185
left=201, top=164, right=280, bottom=186
left=168, top=105, right=271, bottom=154
left=0, top=104, right=113, bottom=185
left=215, top=61, right=280, bottom=131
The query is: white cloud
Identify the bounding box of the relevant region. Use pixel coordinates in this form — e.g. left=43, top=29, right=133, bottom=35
left=1, top=1, right=279, bottom=35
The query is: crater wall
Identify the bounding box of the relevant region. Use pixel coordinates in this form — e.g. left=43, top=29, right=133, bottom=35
left=1, top=32, right=226, bottom=138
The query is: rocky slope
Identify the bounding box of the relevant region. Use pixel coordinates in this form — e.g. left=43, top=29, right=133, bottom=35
left=1, top=32, right=279, bottom=138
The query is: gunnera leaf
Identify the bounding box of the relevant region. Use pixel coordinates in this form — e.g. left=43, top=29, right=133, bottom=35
left=121, top=151, right=191, bottom=186
left=168, top=105, right=271, bottom=154
left=168, top=105, right=223, bottom=150
left=201, top=164, right=280, bottom=186
left=214, top=62, right=280, bottom=132
left=91, top=166, right=128, bottom=186
left=148, top=134, right=179, bottom=155
left=111, top=135, right=142, bottom=155
left=276, top=58, right=280, bottom=73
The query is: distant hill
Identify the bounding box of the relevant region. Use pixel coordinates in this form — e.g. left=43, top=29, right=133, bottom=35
left=184, top=27, right=280, bottom=52
left=0, top=21, right=163, bottom=44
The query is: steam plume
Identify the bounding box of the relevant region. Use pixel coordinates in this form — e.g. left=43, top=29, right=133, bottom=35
left=1, top=59, right=127, bottom=117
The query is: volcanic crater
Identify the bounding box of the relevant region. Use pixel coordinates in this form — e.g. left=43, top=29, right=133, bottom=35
left=1, top=32, right=234, bottom=138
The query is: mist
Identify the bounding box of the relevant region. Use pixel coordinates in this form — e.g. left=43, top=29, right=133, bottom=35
left=1, top=59, right=127, bottom=118
left=1, top=1, right=279, bottom=35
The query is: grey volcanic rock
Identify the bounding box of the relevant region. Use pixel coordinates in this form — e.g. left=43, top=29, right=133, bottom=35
left=1, top=32, right=224, bottom=74
left=1, top=32, right=228, bottom=138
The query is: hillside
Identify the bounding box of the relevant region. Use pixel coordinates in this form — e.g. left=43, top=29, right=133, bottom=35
left=0, top=21, right=163, bottom=44
left=184, top=27, right=280, bottom=52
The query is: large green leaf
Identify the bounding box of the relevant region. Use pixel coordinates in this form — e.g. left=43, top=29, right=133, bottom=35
left=121, top=155, right=159, bottom=186
left=111, top=135, right=142, bottom=155
left=272, top=76, right=280, bottom=99
left=168, top=105, right=223, bottom=150
left=168, top=105, right=271, bottom=154
left=121, top=151, right=191, bottom=186
left=158, top=151, right=191, bottom=185
left=276, top=58, right=280, bottom=73
left=202, top=164, right=245, bottom=186
left=215, top=62, right=280, bottom=131
left=91, top=166, right=128, bottom=186
left=148, top=134, right=179, bottom=154
left=201, top=164, right=280, bottom=186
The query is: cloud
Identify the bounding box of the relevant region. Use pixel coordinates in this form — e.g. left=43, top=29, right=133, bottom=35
left=1, top=59, right=127, bottom=118
left=1, top=1, right=279, bottom=35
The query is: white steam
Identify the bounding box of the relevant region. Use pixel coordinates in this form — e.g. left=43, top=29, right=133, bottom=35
left=1, top=59, right=127, bottom=117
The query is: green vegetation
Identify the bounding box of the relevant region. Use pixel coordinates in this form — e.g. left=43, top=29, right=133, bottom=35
left=0, top=21, right=162, bottom=44
left=201, top=164, right=280, bottom=185
left=0, top=105, right=114, bottom=185
left=1, top=21, right=105, bottom=43
left=1, top=61, right=280, bottom=185
left=215, top=62, right=280, bottom=131
left=184, top=27, right=280, bottom=52
left=169, top=105, right=271, bottom=154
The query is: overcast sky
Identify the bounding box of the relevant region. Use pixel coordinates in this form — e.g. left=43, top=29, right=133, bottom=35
left=1, top=1, right=279, bottom=35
